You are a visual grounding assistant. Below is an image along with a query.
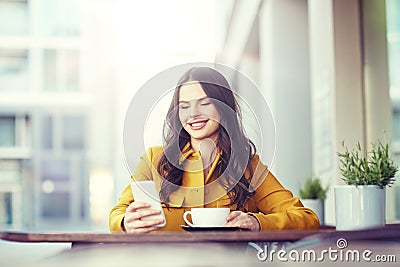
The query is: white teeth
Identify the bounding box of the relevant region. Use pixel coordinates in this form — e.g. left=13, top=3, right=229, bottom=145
left=192, top=122, right=202, bottom=127
left=189, top=121, right=206, bottom=129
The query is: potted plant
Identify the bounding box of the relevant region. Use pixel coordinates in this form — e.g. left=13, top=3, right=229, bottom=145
left=335, top=140, right=398, bottom=230
left=299, top=177, right=329, bottom=225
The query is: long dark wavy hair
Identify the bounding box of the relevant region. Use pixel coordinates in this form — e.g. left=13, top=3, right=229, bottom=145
left=157, top=67, right=256, bottom=209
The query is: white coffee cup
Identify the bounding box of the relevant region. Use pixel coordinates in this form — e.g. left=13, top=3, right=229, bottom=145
left=183, top=208, right=230, bottom=227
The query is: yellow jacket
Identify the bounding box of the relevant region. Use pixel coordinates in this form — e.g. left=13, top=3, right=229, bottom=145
left=109, top=146, right=319, bottom=232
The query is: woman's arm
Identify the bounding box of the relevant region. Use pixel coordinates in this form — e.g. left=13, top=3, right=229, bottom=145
left=109, top=185, right=132, bottom=232
left=246, top=156, right=320, bottom=230
left=109, top=147, right=163, bottom=233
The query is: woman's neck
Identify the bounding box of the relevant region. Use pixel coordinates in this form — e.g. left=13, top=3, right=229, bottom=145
left=191, top=137, right=216, bottom=153
left=191, top=138, right=218, bottom=173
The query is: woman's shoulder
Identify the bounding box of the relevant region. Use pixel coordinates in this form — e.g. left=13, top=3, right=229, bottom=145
left=248, top=153, right=269, bottom=176
left=249, top=153, right=263, bottom=166
left=145, top=146, right=164, bottom=159
left=247, top=153, right=276, bottom=190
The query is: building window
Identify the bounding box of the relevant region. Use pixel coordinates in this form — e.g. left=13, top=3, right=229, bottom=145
left=0, top=114, right=30, bottom=151
left=0, top=49, right=29, bottom=92
left=39, top=0, right=80, bottom=36
left=0, top=192, right=12, bottom=224
left=40, top=115, right=53, bottom=150
left=0, top=0, right=29, bottom=36
left=0, top=116, right=15, bottom=147
left=393, top=110, right=400, bottom=142
left=386, top=0, right=400, bottom=108
left=387, top=0, right=400, bottom=144
left=41, top=192, right=70, bottom=218
left=37, top=113, right=87, bottom=223
left=41, top=159, right=70, bottom=182
left=62, top=115, right=85, bottom=150
left=43, top=49, right=79, bottom=92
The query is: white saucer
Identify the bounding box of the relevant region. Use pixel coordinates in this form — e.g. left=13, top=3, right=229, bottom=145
left=181, top=225, right=242, bottom=232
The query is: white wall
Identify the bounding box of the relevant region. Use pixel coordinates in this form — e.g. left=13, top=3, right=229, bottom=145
left=259, top=0, right=312, bottom=194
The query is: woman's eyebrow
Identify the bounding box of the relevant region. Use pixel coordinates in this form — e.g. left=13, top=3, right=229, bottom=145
left=178, top=97, right=210, bottom=104
left=198, top=97, right=210, bottom=101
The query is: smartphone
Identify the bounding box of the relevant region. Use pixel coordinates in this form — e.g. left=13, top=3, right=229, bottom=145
left=130, top=180, right=166, bottom=227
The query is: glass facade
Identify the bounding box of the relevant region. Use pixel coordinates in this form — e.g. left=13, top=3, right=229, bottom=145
left=0, top=49, right=29, bottom=91
left=0, top=0, right=87, bottom=230
left=62, top=115, right=85, bottom=150
left=0, top=116, right=15, bottom=147
left=40, top=115, right=53, bottom=149
left=41, top=159, right=70, bottom=181
left=387, top=0, right=400, bottom=143
left=41, top=192, right=70, bottom=218
left=35, top=112, right=87, bottom=227
left=0, top=0, right=29, bottom=36
left=0, top=192, right=12, bottom=224
left=39, top=0, right=80, bottom=36
left=43, top=49, right=80, bottom=92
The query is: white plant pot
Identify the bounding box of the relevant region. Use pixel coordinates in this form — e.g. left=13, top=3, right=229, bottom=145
left=301, top=199, right=324, bottom=225
left=334, top=185, right=386, bottom=230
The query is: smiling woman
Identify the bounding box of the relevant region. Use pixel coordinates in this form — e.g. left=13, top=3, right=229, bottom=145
left=109, top=66, right=320, bottom=233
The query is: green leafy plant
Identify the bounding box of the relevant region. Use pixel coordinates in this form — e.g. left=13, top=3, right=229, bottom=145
left=338, top=140, right=398, bottom=188
left=299, top=177, right=329, bottom=200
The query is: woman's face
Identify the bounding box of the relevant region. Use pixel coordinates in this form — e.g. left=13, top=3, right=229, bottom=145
left=178, top=82, right=221, bottom=143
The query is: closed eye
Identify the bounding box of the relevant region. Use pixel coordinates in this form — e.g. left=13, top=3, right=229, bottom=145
left=179, top=104, right=190, bottom=109
left=200, top=102, right=211, bottom=106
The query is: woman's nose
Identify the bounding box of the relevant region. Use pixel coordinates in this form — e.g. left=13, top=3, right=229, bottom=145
left=188, top=104, right=200, bottom=117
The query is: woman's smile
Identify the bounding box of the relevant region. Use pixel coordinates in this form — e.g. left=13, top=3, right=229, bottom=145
left=187, top=119, right=208, bottom=130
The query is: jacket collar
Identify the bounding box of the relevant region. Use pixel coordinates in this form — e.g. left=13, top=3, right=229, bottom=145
left=178, top=142, right=222, bottom=171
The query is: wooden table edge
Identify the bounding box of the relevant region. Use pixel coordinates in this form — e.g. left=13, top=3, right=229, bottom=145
left=1, top=225, right=399, bottom=244
left=0, top=230, right=330, bottom=243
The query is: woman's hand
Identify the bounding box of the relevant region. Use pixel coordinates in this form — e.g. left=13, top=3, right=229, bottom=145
left=123, top=202, right=165, bottom=233
left=225, top=211, right=260, bottom=231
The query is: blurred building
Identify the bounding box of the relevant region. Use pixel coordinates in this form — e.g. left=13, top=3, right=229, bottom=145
left=0, top=0, right=117, bottom=231
left=0, top=0, right=219, bottom=231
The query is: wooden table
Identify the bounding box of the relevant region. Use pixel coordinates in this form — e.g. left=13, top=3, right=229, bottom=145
left=1, top=224, right=399, bottom=246
left=0, top=229, right=330, bottom=245
left=1, top=226, right=399, bottom=267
